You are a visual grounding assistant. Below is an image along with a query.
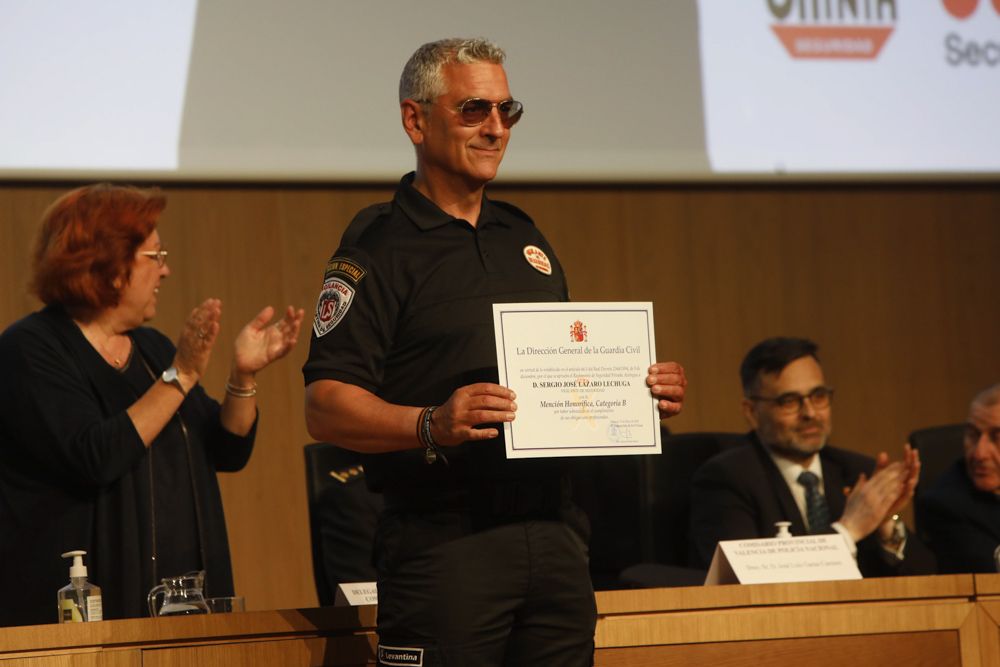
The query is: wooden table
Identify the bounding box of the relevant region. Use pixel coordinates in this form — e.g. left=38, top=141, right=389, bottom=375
left=0, top=606, right=377, bottom=666
left=3, top=575, right=1000, bottom=666
left=976, top=574, right=1000, bottom=667
left=595, top=574, right=983, bottom=666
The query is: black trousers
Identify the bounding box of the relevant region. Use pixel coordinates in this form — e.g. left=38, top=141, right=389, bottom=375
left=374, top=510, right=596, bottom=667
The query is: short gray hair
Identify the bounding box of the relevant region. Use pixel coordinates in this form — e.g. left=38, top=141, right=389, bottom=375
left=399, top=38, right=506, bottom=104
left=972, top=383, right=1000, bottom=410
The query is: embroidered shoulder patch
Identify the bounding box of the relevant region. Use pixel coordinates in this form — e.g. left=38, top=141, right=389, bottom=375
left=324, top=256, right=367, bottom=283
left=313, top=277, right=355, bottom=338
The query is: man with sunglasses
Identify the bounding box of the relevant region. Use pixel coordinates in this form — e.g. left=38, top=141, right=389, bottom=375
left=917, top=384, right=1000, bottom=573
left=688, top=337, right=934, bottom=577
left=303, top=38, right=686, bottom=666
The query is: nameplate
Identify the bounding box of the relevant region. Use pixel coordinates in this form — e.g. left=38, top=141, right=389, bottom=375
left=333, top=582, right=378, bottom=606
left=705, top=534, right=862, bottom=585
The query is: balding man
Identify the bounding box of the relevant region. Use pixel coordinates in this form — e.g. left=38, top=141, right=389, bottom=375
left=917, top=384, right=1000, bottom=573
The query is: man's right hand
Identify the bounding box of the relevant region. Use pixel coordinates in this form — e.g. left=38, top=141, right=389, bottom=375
left=431, top=383, right=517, bottom=446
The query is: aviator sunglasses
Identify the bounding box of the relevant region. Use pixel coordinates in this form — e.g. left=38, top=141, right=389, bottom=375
left=421, top=98, right=524, bottom=128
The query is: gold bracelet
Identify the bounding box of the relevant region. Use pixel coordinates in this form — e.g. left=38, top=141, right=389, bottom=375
left=225, top=380, right=257, bottom=398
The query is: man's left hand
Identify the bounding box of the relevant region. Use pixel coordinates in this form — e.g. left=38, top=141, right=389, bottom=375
left=647, top=361, right=687, bottom=419
left=874, top=443, right=921, bottom=519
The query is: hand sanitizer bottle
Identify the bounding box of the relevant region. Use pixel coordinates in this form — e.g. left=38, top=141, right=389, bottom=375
left=57, top=550, right=103, bottom=623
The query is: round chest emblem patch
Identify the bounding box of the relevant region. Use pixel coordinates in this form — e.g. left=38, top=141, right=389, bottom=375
left=523, top=245, right=552, bottom=275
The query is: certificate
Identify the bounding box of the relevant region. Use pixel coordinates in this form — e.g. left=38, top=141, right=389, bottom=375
left=492, top=302, right=661, bottom=459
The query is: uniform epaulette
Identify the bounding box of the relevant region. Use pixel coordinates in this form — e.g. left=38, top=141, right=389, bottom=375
left=342, top=202, right=392, bottom=245
left=490, top=199, right=537, bottom=226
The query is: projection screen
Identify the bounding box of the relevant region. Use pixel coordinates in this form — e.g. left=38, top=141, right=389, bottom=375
left=0, top=0, right=997, bottom=181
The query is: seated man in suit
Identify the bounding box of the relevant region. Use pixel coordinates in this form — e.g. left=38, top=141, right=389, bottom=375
left=689, top=337, right=936, bottom=576
left=916, top=383, right=1000, bottom=573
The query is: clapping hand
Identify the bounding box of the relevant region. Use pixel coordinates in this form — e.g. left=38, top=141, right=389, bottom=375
left=232, top=305, right=305, bottom=376
left=174, top=298, right=223, bottom=382
left=875, top=444, right=920, bottom=518
left=839, top=455, right=913, bottom=543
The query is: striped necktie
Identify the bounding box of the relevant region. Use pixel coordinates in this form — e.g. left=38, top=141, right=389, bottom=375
left=797, top=470, right=831, bottom=534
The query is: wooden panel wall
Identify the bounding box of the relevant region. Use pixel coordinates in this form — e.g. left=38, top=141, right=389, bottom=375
left=2, top=182, right=998, bottom=612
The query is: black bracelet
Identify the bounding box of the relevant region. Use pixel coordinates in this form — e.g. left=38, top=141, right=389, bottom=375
left=415, top=406, right=428, bottom=446
left=418, top=405, right=448, bottom=465
left=416, top=406, right=435, bottom=464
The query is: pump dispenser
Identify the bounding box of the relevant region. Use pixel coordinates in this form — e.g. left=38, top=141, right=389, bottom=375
left=774, top=521, right=793, bottom=538
left=57, top=550, right=103, bottom=623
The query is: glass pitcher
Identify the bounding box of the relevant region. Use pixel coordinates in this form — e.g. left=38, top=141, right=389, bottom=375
left=147, top=571, right=210, bottom=616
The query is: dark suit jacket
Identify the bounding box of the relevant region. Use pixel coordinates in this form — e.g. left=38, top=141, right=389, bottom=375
left=917, top=460, right=1000, bottom=573
left=689, top=432, right=936, bottom=577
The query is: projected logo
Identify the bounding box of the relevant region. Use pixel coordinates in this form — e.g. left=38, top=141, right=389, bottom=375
left=942, top=0, right=1000, bottom=19
left=767, top=0, right=897, bottom=59
left=941, top=0, right=1000, bottom=66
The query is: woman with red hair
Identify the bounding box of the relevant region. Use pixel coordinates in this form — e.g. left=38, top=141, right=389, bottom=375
left=0, top=184, right=304, bottom=626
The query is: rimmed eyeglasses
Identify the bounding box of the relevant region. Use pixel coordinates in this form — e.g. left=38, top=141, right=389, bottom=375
left=138, top=248, right=169, bottom=268
left=748, top=386, right=834, bottom=414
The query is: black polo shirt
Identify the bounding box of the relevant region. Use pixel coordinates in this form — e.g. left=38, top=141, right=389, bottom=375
left=304, top=173, right=570, bottom=492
